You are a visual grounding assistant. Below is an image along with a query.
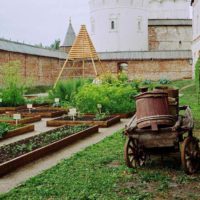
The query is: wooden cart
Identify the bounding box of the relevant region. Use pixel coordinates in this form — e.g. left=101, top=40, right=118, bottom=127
left=124, top=106, right=200, bottom=174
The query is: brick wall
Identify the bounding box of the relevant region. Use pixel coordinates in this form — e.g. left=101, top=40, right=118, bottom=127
left=0, top=50, right=192, bottom=86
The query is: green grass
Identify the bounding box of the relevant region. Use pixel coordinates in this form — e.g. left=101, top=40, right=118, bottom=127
left=1, top=131, right=200, bottom=200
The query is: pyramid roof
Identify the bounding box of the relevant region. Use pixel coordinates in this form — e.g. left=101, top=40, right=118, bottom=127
left=61, top=19, right=76, bottom=47
left=68, top=25, right=99, bottom=60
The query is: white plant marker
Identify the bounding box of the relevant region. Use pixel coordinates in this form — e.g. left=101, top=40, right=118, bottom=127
left=55, top=98, right=60, bottom=103
left=69, top=108, right=77, bottom=121
left=97, top=104, right=102, bottom=114
left=13, top=113, right=21, bottom=125
left=27, top=104, right=33, bottom=113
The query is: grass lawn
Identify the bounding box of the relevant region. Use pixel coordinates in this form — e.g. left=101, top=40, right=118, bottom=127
left=1, top=131, right=200, bottom=200
left=0, top=80, right=200, bottom=200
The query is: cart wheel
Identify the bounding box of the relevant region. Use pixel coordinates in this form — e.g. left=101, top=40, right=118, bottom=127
left=124, top=138, right=146, bottom=168
left=181, top=137, right=200, bottom=175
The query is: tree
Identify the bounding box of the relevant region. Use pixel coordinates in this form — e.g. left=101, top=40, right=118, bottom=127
left=50, top=39, right=61, bottom=50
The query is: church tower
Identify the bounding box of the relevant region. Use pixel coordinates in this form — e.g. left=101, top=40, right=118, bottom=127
left=149, top=0, right=191, bottom=19
left=89, top=0, right=149, bottom=52
left=60, top=19, right=76, bottom=53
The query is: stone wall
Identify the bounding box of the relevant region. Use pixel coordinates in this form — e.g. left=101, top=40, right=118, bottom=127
left=0, top=50, right=192, bottom=86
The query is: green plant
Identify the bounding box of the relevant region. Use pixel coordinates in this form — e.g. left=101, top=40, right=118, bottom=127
left=49, top=78, right=91, bottom=105
left=159, top=78, right=171, bottom=85
left=100, top=73, right=118, bottom=85
left=142, top=79, right=152, bottom=85
left=0, top=122, right=17, bottom=138
left=75, top=83, right=137, bottom=114
left=117, top=72, right=128, bottom=83
left=0, top=61, right=27, bottom=106
left=94, top=113, right=108, bottom=120
left=195, top=58, right=200, bottom=93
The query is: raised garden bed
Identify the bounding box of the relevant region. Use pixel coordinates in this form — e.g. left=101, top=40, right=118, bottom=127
left=0, top=125, right=98, bottom=176
left=0, top=124, right=35, bottom=141
left=0, top=114, right=41, bottom=124
left=112, top=112, right=135, bottom=119
left=47, top=115, right=121, bottom=128
left=0, top=106, right=26, bottom=112
left=19, top=107, right=68, bottom=118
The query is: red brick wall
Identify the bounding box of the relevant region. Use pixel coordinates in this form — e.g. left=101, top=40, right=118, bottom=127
left=0, top=50, right=192, bottom=86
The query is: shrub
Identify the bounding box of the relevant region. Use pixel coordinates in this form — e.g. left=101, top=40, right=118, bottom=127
left=159, top=78, right=171, bottom=85
left=0, top=61, right=26, bottom=106
left=49, top=78, right=92, bottom=105
left=75, top=83, right=137, bottom=114
left=195, top=58, right=200, bottom=93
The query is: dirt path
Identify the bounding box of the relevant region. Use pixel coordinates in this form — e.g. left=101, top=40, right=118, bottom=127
left=179, top=83, right=195, bottom=92
left=0, top=119, right=129, bottom=194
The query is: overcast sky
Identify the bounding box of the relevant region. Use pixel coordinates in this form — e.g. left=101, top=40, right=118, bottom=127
left=0, top=0, right=90, bottom=46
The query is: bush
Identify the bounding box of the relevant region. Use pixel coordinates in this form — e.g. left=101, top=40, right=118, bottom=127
left=49, top=78, right=92, bottom=105
left=0, top=61, right=26, bottom=106
left=195, top=58, right=200, bottom=93
left=159, top=78, right=171, bottom=85
left=75, top=83, right=137, bottom=114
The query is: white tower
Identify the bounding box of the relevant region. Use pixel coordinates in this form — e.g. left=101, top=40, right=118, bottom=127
left=149, top=0, right=191, bottom=19
left=89, top=0, right=148, bottom=52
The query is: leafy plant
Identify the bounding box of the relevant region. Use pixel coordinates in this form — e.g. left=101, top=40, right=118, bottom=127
left=142, top=79, right=152, bottom=85
left=159, top=78, right=171, bottom=85
left=0, top=122, right=17, bottom=138
left=0, top=61, right=27, bottom=106
left=195, top=58, right=200, bottom=93
left=75, top=83, right=137, bottom=114
left=49, top=78, right=91, bottom=105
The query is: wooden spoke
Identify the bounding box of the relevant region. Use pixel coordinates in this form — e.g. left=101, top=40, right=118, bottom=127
left=124, top=138, right=146, bottom=168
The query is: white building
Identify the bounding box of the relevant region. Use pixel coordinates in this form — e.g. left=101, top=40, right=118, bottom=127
left=89, top=0, right=149, bottom=52
left=191, top=0, right=200, bottom=76
left=149, top=0, right=191, bottom=19
left=89, top=0, right=192, bottom=53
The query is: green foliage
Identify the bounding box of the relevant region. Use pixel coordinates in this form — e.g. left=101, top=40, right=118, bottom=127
left=159, top=78, right=171, bottom=85
left=25, top=85, right=51, bottom=95
left=142, top=79, right=152, bottom=85
left=195, top=58, right=200, bottom=93
left=117, top=72, right=128, bottom=83
left=100, top=73, right=118, bottom=85
left=0, top=61, right=26, bottom=106
left=26, top=96, right=53, bottom=105
left=49, top=78, right=91, bottom=106
left=0, top=122, right=16, bottom=138
left=0, top=125, right=88, bottom=162
left=75, top=83, right=137, bottom=114
left=50, top=39, right=61, bottom=50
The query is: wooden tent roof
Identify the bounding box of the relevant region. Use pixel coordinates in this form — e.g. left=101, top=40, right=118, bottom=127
left=68, top=25, right=99, bottom=60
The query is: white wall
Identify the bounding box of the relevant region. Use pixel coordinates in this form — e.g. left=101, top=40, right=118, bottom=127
left=89, top=0, right=148, bottom=52
left=192, top=0, right=200, bottom=77
left=149, top=0, right=191, bottom=19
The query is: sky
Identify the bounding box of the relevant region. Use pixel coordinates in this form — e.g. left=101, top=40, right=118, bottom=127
left=0, top=0, right=90, bottom=46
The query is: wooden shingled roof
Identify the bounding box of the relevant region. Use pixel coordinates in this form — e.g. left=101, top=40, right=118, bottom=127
left=68, top=25, right=99, bottom=60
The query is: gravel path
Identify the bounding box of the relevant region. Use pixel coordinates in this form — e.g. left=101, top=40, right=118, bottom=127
left=0, top=119, right=129, bottom=194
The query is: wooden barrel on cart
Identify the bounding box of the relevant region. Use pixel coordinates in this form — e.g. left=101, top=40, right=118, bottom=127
left=154, top=87, right=179, bottom=117
left=135, top=92, right=175, bottom=130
